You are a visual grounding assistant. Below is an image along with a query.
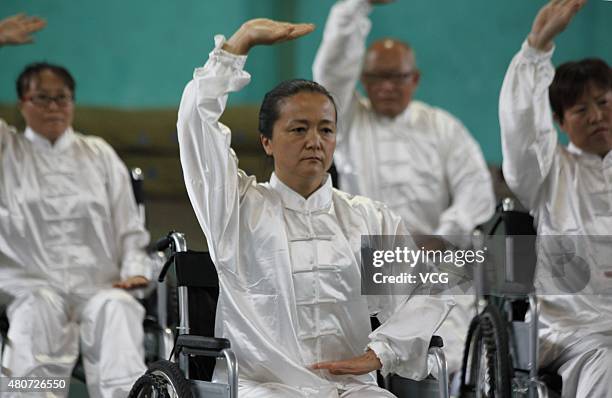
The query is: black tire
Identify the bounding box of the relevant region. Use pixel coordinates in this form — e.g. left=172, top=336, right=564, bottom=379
left=460, top=314, right=483, bottom=397
left=147, top=360, right=193, bottom=398
left=129, top=374, right=170, bottom=398
left=459, top=304, right=513, bottom=398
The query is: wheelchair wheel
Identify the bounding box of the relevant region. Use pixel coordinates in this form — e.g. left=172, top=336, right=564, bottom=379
left=459, top=304, right=513, bottom=398
left=147, top=360, right=193, bottom=398
left=129, top=374, right=170, bottom=398
left=460, top=314, right=483, bottom=397
left=128, top=360, right=193, bottom=398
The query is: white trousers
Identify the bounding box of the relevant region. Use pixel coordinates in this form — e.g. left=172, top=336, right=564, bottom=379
left=540, top=329, right=612, bottom=398
left=2, top=285, right=146, bottom=398
left=239, top=381, right=397, bottom=398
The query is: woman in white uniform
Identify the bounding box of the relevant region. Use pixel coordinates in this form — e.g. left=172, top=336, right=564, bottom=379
left=500, top=0, right=612, bottom=396
left=0, top=15, right=151, bottom=398
left=177, top=18, right=454, bottom=398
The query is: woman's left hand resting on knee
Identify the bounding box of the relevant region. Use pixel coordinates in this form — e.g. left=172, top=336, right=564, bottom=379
left=311, top=349, right=382, bottom=375
left=113, top=276, right=149, bottom=289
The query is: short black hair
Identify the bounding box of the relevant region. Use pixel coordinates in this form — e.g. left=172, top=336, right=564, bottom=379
left=16, top=62, right=75, bottom=99
left=258, top=79, right=337, bottom=139
left=549, top=58, right=611, bottom=123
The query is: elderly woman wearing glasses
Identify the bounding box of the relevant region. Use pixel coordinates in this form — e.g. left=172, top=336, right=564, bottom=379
left=0, top=15, right=151, bottom=398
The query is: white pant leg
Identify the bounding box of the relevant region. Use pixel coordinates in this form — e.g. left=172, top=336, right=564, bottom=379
left=554, top=333, right=612, bottom=398
left=3, top=286, right=78, bottom=398
left=239, top=382, right=314, bottom=398
left=340, top=383, right=397, bottom=397
left=77, top=288, right=146, bottom=398
left=239, top=380, right=343, bottom=398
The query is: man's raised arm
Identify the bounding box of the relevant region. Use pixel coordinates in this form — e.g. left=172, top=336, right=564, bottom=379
left=313, top=0, right=392, bottom=122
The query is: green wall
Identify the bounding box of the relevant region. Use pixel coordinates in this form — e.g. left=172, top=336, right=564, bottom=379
left=1, top=0, right=610, bottom=163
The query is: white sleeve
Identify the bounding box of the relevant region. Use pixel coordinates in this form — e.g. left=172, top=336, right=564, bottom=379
left=0, top=119, right=14, bottom=152
left=177, top=35, right=252, bottom=274
left=369, top=295, right=454, bottom=380
left=100, top=139, right=152, bottom=280
left=435, top=117, right=495, bottom=240
left=499, top=40, right=558, bottom=210
left=312, top=0, right=371, bottom=134
left=366, top=206, right=454, bottom=380
left=0, top=119, right=12, bottom=217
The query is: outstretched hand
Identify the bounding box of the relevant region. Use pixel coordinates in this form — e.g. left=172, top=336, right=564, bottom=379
left=113, top=275, right=149, bottom=290
left=310, top=349, right=382, bottom=375
left=223, top=18, right=315, bottom=55
left=528, top=0, right=587, bottom=51
left=0, top=13, right=46, bottom=46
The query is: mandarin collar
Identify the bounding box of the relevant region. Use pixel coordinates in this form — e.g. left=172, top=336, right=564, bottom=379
left=374, top=101, right=413, bottom=127
left=567, top=142, right=612, bottom=168
left=25, top=126, right=74, bottom=152
left=269, top=172, right=333, bottom=212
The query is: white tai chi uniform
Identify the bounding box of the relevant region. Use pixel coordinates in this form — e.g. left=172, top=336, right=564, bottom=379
left=500, top=40, right=612, bottom=398
left=177, top=35, right=455, bottom=398
left=312, top=0, right=495, bottom=374
left=0, top=120, right=151, bottom=398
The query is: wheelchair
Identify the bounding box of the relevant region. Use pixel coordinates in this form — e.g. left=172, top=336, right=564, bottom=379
left=458, top=198, right=562, bottom=398
left=0, top=167, right=175, bottom=385
left=129, top=231, right=452, bottom=398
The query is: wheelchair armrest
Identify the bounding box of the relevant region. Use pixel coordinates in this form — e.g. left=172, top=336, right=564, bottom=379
left=428, top=335, right=450, bottom=398
left=176, top=335, right=230, bottom=353
left=429, top=335, right=444, bottom=349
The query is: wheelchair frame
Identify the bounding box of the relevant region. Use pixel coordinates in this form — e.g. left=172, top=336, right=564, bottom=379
left=459, top=198, right=560, bottom=398
left=131, top=232, right=238, bottom=398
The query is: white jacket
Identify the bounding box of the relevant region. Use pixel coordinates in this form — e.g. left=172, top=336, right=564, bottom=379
left=312, top=0, right=495, bottom=239
left=0, top=119, right=151, bottom=398
left=500, top=42, right=612, bottom=398
left=0, top=121, right=151, bottom=295
left=177, top=36, right=454, bottom=396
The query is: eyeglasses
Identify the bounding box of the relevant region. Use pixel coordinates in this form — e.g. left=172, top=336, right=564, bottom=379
left=362, top=72, right=414, bottom=85
left=24, top=93, right=73, bottom=108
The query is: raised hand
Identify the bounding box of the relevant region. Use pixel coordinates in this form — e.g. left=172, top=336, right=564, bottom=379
left=223, top=18, right=315, bottom=55
left=310, top=349, right=382, bottom=375
left=528, top=0, right=587, bottom=51
left=0, top=13, right=46, bottom=46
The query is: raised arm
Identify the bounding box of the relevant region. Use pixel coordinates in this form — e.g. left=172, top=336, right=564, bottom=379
left=177, top=19, right=313, bottom=270
left=0, top=13, right=46, bottom=46
left=500, top=0, right=586, bottom=209
left=313, top=0, right=392, bottom=125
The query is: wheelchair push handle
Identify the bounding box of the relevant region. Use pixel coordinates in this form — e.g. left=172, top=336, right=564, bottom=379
left=429, top=335, right=444, bottom=348
left=154, top=235, right=173, bottom=252
left=153, top=231, right=188, bottom=282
